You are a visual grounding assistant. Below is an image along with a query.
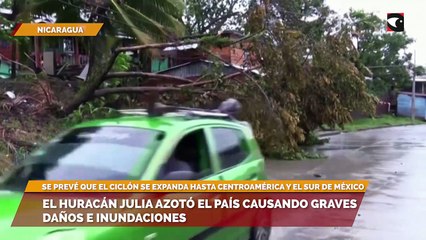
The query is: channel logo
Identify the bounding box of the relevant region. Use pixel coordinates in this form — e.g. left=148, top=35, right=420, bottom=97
left=387, top=13, right=404, bottom=32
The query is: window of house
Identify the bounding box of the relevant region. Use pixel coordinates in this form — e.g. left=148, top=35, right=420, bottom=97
left=211, top=128, right=249, bottom=170
left=63, top=38, right=74, bottom=53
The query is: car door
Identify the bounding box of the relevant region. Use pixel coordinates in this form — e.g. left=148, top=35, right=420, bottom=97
left=138, top=126, right=223, bottom=240
left=201, top=126, right=266, bottom=240
left=206, top=126, right=265, bottom=181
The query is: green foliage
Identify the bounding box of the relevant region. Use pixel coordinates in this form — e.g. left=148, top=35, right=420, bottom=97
left=65, top=100, right=120, bottom=126
left=200, top=36, right=234, bottom=48
left=280, top=151, right=323, bottom=161
left=299, top=33, right=378, bottom=132
left=110, top=0, right=185, bottom=44
left=179, top=0, right=367, bottom=159
left=15, top=0, right=186, bottom=115
left=415, top=66, right=426, bottom=76
left=21, top=0, right=185, bottom=43
left=347, top=10, right=414, bottom=96
left=99, top=53, right=137, bottom=107
left=0, top=16, right=13, bottom=41
left=0, top=13, right=31, bottom=65
left=112, top=53, right=132, bottom=72
left=184, top=0, right=249, bottom=34
left=225, top=1, right=377, bottom=158
left=301, top=133, right=329, bottom=146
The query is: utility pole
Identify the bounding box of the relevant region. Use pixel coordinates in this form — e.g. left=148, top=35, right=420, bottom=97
left=411, top=50, right=416, bottom=122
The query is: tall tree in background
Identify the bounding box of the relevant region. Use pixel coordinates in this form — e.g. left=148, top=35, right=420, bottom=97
left=236, top=0, right=375, bottom=156
left=183, top=0, right=249, bottom=34
left=415, top=66, right=426, bottom=76
left=267, top=0, right=331, bottom=35
left=347, top=10, right=413, bottom=96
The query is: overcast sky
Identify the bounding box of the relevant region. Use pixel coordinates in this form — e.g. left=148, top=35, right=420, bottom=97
left=326, top=0, right=425, bottom=67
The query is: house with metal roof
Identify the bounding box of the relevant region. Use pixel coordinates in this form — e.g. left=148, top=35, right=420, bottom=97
left=149, top=30, right=260, bottom=81
left=396, top=75, right=426, bottom=120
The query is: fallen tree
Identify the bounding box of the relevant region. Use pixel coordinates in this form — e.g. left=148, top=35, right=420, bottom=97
left=94, top=86, right=207, bottom=97
left=61, top=33, right=259, bottom=115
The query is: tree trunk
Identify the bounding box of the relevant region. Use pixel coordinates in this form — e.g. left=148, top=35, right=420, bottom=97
left=105, top=72, right=192, bottom=84
left=10, top=0, right=18, bottom=79
left=94, top=86, right=206, bottom=97
left=63, top=35, right=119, bottom=115
left=11, top=40, right=17, bottom=79
left=140, top=49, right=151, bottom=72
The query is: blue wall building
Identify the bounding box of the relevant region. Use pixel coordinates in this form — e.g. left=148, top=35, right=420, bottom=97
left=397, top=92, right=426, bottom=120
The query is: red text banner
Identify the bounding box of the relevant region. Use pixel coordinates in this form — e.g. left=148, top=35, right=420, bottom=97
left=12, top=192, right=365, bottom=227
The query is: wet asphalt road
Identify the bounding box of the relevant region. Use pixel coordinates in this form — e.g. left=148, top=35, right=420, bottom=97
left=266, top=125, right=426, bottom=240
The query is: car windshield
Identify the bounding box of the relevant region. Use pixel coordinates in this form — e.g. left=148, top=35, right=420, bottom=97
left=0, top=126, right=163, bottom=190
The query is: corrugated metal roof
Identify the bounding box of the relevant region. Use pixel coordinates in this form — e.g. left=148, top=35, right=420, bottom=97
left=0, top=8, right=12, bottom=15
left=157, top=60, right=240, bottom=79
left=157, top=59, right=262, bottom=78
left=163, top=43, right=199, bottom=52
left=413, top=75, right=426, bottom=82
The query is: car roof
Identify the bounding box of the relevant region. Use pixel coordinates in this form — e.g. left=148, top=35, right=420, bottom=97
left=73, top=115, right=249, bottom=133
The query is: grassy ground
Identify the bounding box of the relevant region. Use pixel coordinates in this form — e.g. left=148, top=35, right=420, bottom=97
left=343, top=115, right=425, bottom=132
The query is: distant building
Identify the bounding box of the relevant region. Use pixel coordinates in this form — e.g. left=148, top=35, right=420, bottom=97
left=155, top=59, right=260, bottom=81
left=150, top=30, right=260, bottom=81
left=0, top=40, right=14, bottom=61
left=413, top=75, right=426, bottom=94
left=395, top=75, right=426, bottom=120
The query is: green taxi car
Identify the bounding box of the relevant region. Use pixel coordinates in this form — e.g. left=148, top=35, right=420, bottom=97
left=0, top=99, right=270, bottom=240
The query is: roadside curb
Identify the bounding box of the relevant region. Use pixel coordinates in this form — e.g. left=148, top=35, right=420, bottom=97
left=316, top=123, right=425, bottom=137
left=342, top=123, right=425, bottom=133
left=316, top=131, right=341, bottom=138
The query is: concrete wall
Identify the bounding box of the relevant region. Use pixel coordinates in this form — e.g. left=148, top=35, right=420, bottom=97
left=351, top=102, right=391, bottom=119
left=0, top=40, right=18, bottom=61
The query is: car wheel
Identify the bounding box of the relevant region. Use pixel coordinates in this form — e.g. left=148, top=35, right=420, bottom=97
left=249, top=210, right=271, bottom=240
left=249, top=225, right=271, bottom=240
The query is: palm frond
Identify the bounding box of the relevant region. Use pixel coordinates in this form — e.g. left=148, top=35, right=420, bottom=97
left=126, top=0, right=185, bottom=36
left=127, top=0, right=185, bottom=17
left=111, top=0, right=154, bottom=44
left=120, top=4, right=169, bottom=37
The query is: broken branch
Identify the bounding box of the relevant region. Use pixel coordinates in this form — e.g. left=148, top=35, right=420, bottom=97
left=115, top=31, right=265, bottom=53
left=104, top=72, right=193, bottom=84
left=115, top=40, right=200, bottom=53
left=176, top=70, right=257, bottom=88
left=94, top=86, right=206, bottom=97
